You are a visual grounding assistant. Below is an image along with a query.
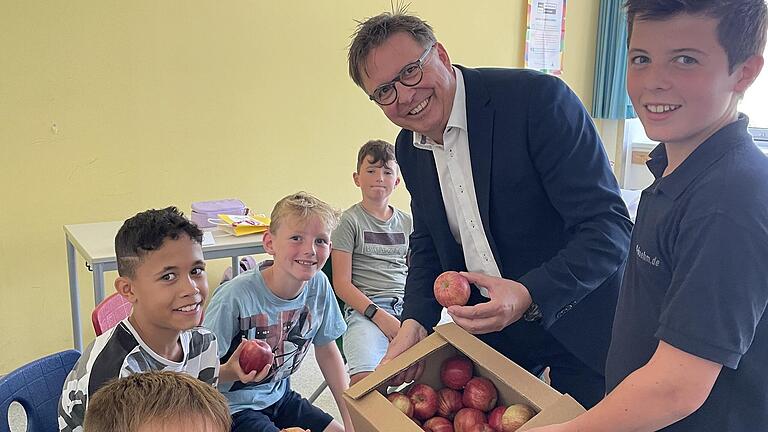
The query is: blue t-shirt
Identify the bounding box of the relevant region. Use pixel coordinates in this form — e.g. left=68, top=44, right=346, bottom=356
left=203, top=267, right=346, bottom=414
left=606, top=115, right=768, bottom=431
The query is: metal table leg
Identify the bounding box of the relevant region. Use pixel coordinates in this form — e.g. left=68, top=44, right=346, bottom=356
left=232, top=256, right=240, bottom=276
left=92, top=263, right=106, bottom=305
left=66, top=239, right=83, bottom=352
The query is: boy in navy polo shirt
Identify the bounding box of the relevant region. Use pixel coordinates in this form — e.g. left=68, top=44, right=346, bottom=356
left=528, top=1, right=768, bottom=431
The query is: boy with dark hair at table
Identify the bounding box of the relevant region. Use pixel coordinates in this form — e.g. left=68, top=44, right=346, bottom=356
left=58, top=207, right=262, bottom=432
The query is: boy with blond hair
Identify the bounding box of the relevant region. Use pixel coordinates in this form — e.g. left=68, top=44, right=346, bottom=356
left=529, top=1, right=768, bottom=431
left=204, top=192, right=353, bottom=432
left=331, top=140, right=412, bottom=385
left=84, top=370, right=231, bottom=432
left=59, top=207, right=260, bottom=432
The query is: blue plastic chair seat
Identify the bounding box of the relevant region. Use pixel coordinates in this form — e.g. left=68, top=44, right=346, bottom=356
left=1, top=350, right=80, bottom=432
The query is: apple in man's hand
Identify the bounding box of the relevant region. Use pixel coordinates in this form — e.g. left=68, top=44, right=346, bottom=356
left=434, top=271, right=471, bottom=308
left=239, top=339, right=274, bottom=374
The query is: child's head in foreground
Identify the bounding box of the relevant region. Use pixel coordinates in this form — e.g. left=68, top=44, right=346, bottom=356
left=83, top=370, right=231, bottom=432
left=353, top=139, right=400, bottom=202
left=114, top=206, right=208, bottom=333
left=263, top=192, right=341, bottom=284
left=624, top=0, right=766, bottom=146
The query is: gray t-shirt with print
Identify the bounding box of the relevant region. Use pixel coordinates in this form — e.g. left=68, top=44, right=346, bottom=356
left=331, top=203, right=412, bottom=299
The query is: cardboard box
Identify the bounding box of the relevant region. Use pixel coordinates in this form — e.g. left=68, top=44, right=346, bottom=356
left=343, top=323, right=585, bottom=431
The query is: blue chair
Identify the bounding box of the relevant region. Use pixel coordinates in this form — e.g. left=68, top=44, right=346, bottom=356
left=0, top=350, right=80, bottom=432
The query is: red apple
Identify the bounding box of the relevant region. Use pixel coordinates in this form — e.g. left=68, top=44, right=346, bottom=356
left=500, top=404, right=537, bottom=431
left=434, top=271, right=471, bottom=307
left=487, top=406, right=506, bottom=431
left=423, top=416, right=454, bottom=432
left=467, top=424, right=495, bottom=432
left=462, top=377, right=498, bottom=412
left=437, top=388, right=464, bottom=419
left=440, top=356, right=474, bottom=390
left=387, top=392, right=414, bottom=418
left=238, top=339, right=274, bottom=374
left=453, top=408, right=487, bottom=432
left=408, top=383, right=439, bottom=420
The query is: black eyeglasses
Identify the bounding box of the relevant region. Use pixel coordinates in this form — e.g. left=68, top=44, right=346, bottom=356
left=369, top=44, right=435, bottom=106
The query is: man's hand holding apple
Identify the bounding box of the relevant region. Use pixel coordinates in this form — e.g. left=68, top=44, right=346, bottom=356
left=447, top=272, right=533, bottom=334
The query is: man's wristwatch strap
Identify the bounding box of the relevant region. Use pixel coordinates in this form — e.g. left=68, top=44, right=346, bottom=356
left=523, top=302, right=543, bottom=322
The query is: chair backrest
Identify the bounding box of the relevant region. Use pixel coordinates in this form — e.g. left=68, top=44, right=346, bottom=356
left=0, top=350, right=80, bottom=432
left=91, top=292, right=132, bottom=336
left=320, top=257, right=346, bottom=358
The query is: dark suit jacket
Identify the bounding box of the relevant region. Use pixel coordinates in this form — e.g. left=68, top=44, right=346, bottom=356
left=396, top=66, right=632, bottom=374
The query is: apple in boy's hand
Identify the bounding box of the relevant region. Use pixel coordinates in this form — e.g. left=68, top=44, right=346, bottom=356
left=239, top=339, right=274, bottom=374
left=434, top=271, right=471, bottom=307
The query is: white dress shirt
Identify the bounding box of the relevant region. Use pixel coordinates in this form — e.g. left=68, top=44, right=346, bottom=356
left=413, top=67, right=500, bottom=296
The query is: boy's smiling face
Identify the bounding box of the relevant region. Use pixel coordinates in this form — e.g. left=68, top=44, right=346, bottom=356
left=119, top=234, right=208, bottom=336
left=627, top=14, right=760, bottom=149
left=263, top=215, right=331, bottom=289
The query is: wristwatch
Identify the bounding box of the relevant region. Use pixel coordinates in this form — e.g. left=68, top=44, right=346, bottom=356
left=523, top=302, right=543, bottom=322
left=363, top=303, right=380, bottom=320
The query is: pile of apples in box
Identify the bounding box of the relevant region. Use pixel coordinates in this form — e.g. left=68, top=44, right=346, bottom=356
left=386, top=355, right=536, bottom=432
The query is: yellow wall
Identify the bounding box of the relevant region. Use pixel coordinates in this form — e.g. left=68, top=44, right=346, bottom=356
left=0, top=0, right=599, bottom=372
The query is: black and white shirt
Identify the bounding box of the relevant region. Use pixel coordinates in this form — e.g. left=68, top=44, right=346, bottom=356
left=57, top=318, right=219, bottom=432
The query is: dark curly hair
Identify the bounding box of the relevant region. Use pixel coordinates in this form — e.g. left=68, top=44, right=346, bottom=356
left=115, top=206, right=203, bottom=277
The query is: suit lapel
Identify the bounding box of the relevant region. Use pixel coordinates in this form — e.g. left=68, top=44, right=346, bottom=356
left=459, top=66, right=494, bottom=231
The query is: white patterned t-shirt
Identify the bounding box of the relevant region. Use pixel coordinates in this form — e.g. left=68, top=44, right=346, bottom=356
left=57, top=319, right=219, bottom=432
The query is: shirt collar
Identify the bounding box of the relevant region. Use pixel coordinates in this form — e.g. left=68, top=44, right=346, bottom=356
left=646, top=114, right=753, bottom=199
left=413, top=66, right=467, bottom=150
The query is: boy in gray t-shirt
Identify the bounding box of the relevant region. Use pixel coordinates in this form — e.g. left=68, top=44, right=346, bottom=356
left=331, top=140, right=413, bottom=385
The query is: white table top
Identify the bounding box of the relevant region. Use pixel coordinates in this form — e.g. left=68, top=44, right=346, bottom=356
left=64, top=221, right=265, bottom=264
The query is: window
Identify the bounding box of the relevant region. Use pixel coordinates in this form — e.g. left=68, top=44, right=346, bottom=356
left=740, top=63, right=768, bottom=147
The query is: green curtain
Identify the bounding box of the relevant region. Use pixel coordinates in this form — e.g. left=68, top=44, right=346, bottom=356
left=592, top=0, right=636, bottom=119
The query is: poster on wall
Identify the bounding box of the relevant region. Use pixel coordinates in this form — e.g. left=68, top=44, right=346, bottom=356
left=525, top=0, right=566, bottom=75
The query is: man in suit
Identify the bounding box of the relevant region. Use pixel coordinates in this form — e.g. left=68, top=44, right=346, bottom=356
left=347, top=11, right=632, bottom=407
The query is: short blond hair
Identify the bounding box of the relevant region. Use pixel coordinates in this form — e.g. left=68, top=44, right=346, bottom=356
left=83, top=371, right=231, bottom=432
left=270, top=191, right=341, bottom=234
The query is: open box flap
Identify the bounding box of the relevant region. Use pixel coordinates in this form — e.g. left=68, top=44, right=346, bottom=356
left=434, top=323, right=563, bottom=409
left=342, top=393, right=424, bottom=432
left=345, top=330, right=447, bottom=400
left=517, top=394, right=586, bottom=431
